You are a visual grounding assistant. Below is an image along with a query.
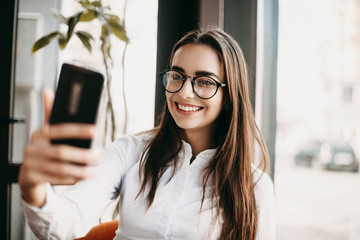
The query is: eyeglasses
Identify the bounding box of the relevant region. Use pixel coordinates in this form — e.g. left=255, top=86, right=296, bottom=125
left=161, top=70, right=227, bottom=99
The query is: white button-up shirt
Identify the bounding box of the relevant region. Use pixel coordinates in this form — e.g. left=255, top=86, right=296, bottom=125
left=22, top=133, right=276, bottom=240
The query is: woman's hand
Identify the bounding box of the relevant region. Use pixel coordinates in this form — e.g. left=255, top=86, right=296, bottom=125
left=18, top=88, right=100, bottom=207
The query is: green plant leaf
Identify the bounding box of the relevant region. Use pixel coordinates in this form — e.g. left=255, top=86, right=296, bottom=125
left=76, top=30, right=94, bottom=40
left=78, top=0, right=100, bottom=11
left=58, top=33, right=67, bottom=50
left=78, top=0, right=91, bottom=8
left=90, top=1, right=101, bottom=7
left=101, top=24, right=109, bottom=41
left=50, top=9, right=67, bottom=24
left=107, top=14, right=120, bottom=22
left=66, top=11, right=83, bottom=42
left=75, top=31, right=94, bottom=53
left=31, top=31, right=60, bottom=54
left=79, top=10, right=97, bottom=22
left=106, top=17, right=128, bottom=42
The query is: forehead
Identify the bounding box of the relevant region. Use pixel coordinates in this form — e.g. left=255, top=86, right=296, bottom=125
left=171, top=44, right=223, bottom=79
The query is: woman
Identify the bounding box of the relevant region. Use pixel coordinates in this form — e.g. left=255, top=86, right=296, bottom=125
left=19, top=28, right=275, bottom=240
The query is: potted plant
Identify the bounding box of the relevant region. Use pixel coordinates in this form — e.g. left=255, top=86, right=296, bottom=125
left=32, top=0, right=128, bottom=143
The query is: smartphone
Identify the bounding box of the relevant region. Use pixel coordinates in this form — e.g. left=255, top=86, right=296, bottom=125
left=49, top=63, right=104, bottom=148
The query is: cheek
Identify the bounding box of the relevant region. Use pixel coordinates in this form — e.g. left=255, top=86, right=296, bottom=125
left=211, top=93, right=225, bottom=112
left=165, top=92, right=172, bottom=105
left=165, top=92, right=175, bottom=113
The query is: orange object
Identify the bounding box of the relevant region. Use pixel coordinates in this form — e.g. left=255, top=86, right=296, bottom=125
left=74, top=220, right=118, bottom=240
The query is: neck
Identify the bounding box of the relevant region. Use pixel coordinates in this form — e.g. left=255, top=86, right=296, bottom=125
left=181, top=127, right=217, bottom=158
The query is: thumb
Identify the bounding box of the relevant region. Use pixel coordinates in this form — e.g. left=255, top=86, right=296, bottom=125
left=42, top=88, right=55, bottom=125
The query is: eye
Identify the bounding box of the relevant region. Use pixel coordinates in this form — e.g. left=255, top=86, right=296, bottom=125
left=195, top=77, right=216, bottom=87
left=169, top=71, right=183, bottom=81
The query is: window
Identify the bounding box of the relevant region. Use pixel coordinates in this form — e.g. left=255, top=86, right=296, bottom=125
left=275, top=0, right=360, bottom=239
left=9, top=0, right=158, bottom=238
left=59, top=0, right=158, bottom=139
left=343, top=85, right=353, bottom=103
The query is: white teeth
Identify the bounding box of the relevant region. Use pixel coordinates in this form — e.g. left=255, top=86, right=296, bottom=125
left=178, top=104, right=200, bottom=112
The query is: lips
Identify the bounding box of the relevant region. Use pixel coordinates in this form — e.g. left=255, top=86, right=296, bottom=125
left=176, top=102, right=203, bottom=112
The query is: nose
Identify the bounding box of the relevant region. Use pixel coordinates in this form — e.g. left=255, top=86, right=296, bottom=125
left=178, top=77, right=195, bottom=98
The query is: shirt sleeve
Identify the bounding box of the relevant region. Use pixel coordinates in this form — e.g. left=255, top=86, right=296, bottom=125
left=254, top=172, right=276, bottom=240
left=21, top=135, right=140, bottom=240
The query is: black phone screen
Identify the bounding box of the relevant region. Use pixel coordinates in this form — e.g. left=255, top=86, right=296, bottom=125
left=49, top=63, right=104, bottom=148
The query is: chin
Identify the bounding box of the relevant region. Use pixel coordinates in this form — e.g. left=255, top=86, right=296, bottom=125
left=174, top=121, right=197, bottom=130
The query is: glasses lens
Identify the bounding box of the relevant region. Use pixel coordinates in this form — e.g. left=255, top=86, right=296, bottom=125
left=162, top=71, right=184, bottom=92
left=193, top=76, right=218, bottom=99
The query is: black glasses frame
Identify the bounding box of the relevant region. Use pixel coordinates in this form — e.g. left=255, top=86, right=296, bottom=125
left=160, top=70, right=227, bottom=99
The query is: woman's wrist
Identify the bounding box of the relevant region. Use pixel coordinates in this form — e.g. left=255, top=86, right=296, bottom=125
left=20, top=183, right=47, bottom=208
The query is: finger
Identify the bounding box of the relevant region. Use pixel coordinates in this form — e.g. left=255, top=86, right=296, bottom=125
left=48, top=123, right=95, bottom=140
left=29, top=129, right=50, bottom=145
left=42, top=88, right=55, bottom=125
left=20, top=156, right=92, bottom=187
left=28, top=168, right=81, bottom=186
left=48, top=145, right=100, bottom=165
left=49, top=176, right=78, bottom=186
left=26, top=144, right=100, bottom=165
left=26, top=155, right=97, bottom=180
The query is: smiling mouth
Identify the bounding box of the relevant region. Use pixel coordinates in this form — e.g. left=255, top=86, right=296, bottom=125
left=176, top=103, right=203, bottom=112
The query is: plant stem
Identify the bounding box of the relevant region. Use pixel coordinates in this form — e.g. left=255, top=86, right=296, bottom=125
left=121, top=43, right=128, bottom=134
left=120, top=0, right=129, bottom=135
left=101, top=37, right=116, bottom=143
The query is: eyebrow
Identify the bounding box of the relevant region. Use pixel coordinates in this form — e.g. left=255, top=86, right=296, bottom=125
left=170, top=65, right=221, bottom=80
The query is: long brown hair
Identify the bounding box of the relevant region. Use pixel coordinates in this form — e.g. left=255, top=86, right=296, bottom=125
left=137, top=28, right=269, bottom=240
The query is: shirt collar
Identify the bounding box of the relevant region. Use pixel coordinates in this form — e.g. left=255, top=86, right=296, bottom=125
left=181, top=140, right=217, bottom=167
